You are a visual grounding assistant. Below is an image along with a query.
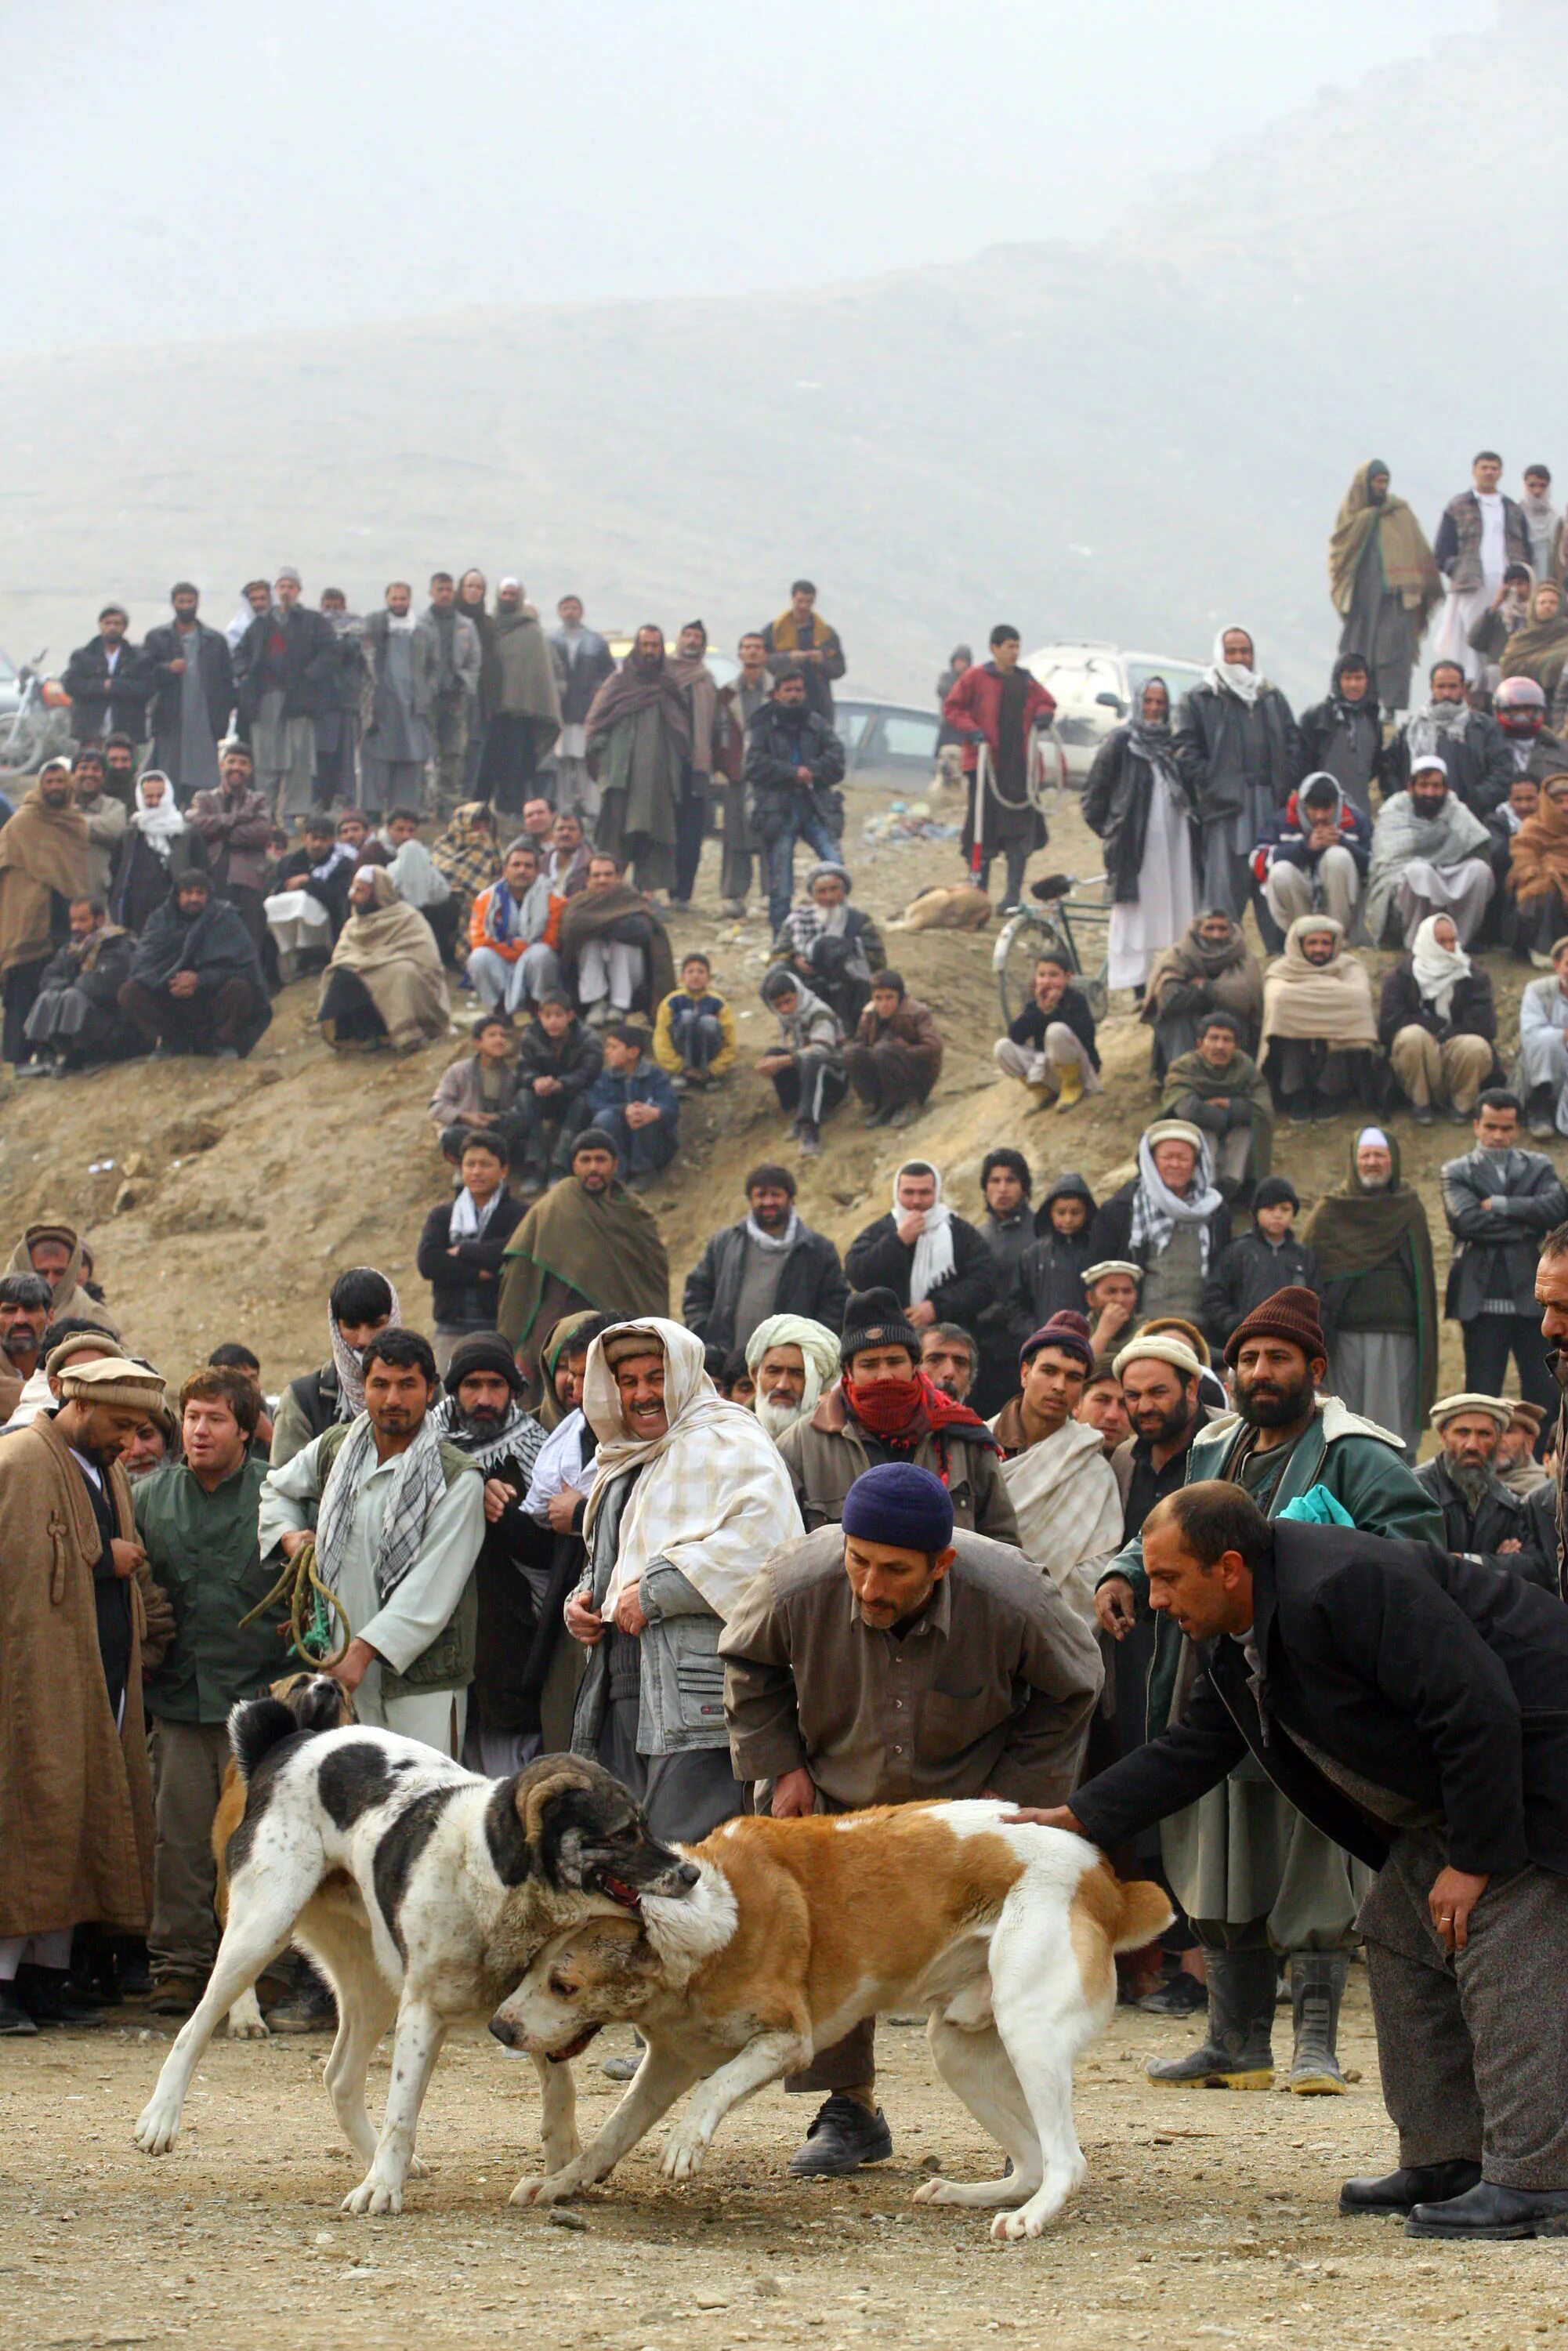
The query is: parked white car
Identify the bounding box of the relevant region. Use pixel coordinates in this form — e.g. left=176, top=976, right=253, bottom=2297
left=1021, top=641, right=1207, bottom=784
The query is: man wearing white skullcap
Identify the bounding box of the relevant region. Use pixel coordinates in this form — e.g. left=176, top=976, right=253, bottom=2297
left=1414, top=1393, right=1555, bottom=1589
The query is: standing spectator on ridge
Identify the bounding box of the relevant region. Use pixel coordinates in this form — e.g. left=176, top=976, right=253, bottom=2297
left=558, top=850, right=675, bottom=1026
left=1260, top=915, right=1378, bottom=1125
left=775, top=1289, right=1017, bottom=1541
left=715, top=632, right=771, bottom=915
left=234, top=570, right=337, bottom=824
left=71, top=753, right=126, bottom=904
left=972, top=1149, right=1037, bottom=1419
left=585, top=626, right=687, bottom=896
left=773, top=861, right=884, bottom=1034
left=844, top=969, right=943, bottom=1130
left=144, top=585, right=234, bottom=804
left=755, top=964, right=846, bottom=1158
left=683, top=1165, right=848, bottom=1359
left=186, top=741, right=273, bottom=964
left=1089, top=1120, right=1232, bottom=1327
left=1442, top=1090, right=1567, bottom=1418
left=477, top=579, right=562, bottom=817
left=940, top=624, right=1056, bottom=908
left=549, top=595, right=615, bottom=824
left=454, top=571, right=494, bottom=787
left=360, top=583, right=438, bottom=820
left=1379, top=913, right=1501, bottom=1125
left=652, top=950, right=736, bottom=1092
left=1174, top=627, right=1300, bottom=929
left=761, top=579, right=845, bottom=725
left=1387, top=658, right=1514, bottom=816
left=1160, top=1008, right=1273, bottom=1193
left=585, top=1023, right=680, bottom=1187
left=1301, top=1127, right=1437, bottom=1458
left=258, top=1328, right=487, bottom=1757
left=0, top=763, right=89, bottom=1066
left=993, top=947, right=1100, bottom=1114
left=226, top=578, right=270, bottom=651
left=1522, top=463, right=1560, bottom=582
left=62, top=605, right=152, bottom=750
left=1516, top=932, right=1568, bottom=1134
left=1297, top=654, right=1384, bottom=803
left=1251, top=770, right=1371, bottom=940
left=747, top=665, right=847, bottom=933
left=118, top=869, right=271, bottom=1061
left=1204, top=1176, right=1320, bottom=1350
left=465, top=837, right=563, bottom=1018
left=1432, top=450, right=1531, bottom=684
left=845, top=1160, right=997, bottom=1337
left=136, top=1366, right=282, bottom=2016
left=314, top=588, right=365, bottom=813
left=1365, top=753, right=1496, bottom=947
left=424, top=572, right=482, bottom=819
left=668, top=620, right=722, bottom=911
left=1326, top=462, right=1441, bottom=715
left=1083, top=672, right=1199, bottom=993
left=1143, top=907, right=1262, bottom=1078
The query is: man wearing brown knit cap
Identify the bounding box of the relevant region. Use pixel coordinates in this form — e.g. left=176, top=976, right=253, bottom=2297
left=0, top=1354, right=168, bottom=2031
left=1081, top=1287, right=1441, bottom=2099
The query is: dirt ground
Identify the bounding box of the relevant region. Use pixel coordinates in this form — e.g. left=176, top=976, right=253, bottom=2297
left=5, top=1974, right=1564, bottom=2351
left=0, top=776, right=1551, bottom=1406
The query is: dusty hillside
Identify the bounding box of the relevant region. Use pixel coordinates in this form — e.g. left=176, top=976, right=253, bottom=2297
left=3, top=782, right=1555, bottom=1418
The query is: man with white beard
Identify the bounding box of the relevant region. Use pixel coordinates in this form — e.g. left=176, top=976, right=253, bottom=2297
left=745, top=1313, right=841, bottom=1444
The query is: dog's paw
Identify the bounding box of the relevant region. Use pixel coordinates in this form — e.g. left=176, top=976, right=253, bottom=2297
left=510, top=2161, right=585, bottom=2208
left=660, top=2128, right=709, bottom=2183
left=990, top=2199, right=1058, bottom=2243
left=541, top=2128, right=583, bottom=2175
left=342, top=2176, right=404, bottom=2217
left=225, top=2006, right=270, bottom=2041
left=133, top=2100, right=181, bottom=2156
left=912, top=2175, right=957, bottom=2204
left=407, top=2154, right=429, bottom=2182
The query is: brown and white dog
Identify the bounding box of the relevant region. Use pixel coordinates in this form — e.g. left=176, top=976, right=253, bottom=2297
left=212, top=1672, right=355, bottom=2038
left=491, top=1799, right=1171, bottom=2240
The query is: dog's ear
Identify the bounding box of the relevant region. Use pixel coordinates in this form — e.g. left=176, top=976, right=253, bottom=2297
left=517, top=1769, right=585, bottom=1852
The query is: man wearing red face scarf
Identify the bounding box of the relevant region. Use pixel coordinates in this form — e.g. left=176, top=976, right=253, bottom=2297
left=775, top=1287, right=1019, bottom=1541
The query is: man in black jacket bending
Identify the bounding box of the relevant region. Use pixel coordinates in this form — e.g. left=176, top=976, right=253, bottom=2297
left=683, top=1165, right=848, bottom=1357
left=1012, top=1480, right=1568, bottom=2241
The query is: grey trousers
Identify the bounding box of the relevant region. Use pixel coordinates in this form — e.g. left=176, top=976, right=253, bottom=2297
left=596, top=1686, right=744, bottom=1846
left=1264, top=848, right=1362, bottom=940
left=1359, top=1826, right=1568, bottom=2190
left=1393, top=856, right=1495, bottom=948
left=149, top=1717, right=231, bottom=1977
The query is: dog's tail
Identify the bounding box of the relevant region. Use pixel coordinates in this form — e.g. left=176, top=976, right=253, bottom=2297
left=1109, top=1875, right=1177, bottom=1954
left=229, top=1697, right=304, bottom=1784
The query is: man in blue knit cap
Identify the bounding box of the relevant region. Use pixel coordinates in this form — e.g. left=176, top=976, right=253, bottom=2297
left=719, top=1459, right=1102, bottom=2179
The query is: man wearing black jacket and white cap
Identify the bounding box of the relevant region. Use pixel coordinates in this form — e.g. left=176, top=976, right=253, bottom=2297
left=1013, top=1478, right=1568, bottom=2241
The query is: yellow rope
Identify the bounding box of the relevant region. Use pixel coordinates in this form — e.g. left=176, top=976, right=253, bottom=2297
left=237, top=1538, right=353, bottom=1669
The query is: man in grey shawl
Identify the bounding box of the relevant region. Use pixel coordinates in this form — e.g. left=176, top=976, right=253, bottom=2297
left=423, top=574, right=483, bottom=821
left=1174, top=628, right=1301, bottom=933
left=586, top=628, right=690, bottom=897
left=360, top=585, right=439, bottom=819
left=258, top=1326, right=484, bottom=1757
left=1364, top=753, right=1495, bottom=947
left=476, top=581, right=562, bottom=818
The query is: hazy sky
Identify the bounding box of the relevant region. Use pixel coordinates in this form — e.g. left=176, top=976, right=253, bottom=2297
left=4, top=0, right=1494, bottom=352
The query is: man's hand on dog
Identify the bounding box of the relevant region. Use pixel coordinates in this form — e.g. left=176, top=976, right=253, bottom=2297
left=1001, top=1806, right=1085, bottom=1835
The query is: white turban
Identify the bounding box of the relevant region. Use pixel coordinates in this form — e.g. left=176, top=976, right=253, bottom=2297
left=745, top=1313, right=842, bottom=1436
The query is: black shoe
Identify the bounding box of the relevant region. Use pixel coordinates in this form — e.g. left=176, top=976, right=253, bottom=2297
left=0, top=1983, right=38, bottom=2035
left=263, top=1974, right=337, bottom=2034
left=13, top=1965, right=76, bottom=2024
left=1407, top=2179, right=1568, bottom=2240
left=1287, top=1097, right=1313, bottom=1126
left=788, top=2095, right=893, bottom=2177
left=1410, top=1103, right=1435, bottom=1126
left=1137, top=1972, right=1207, bottom=2018
left=1339, top=2159, right=1482, bottom=2215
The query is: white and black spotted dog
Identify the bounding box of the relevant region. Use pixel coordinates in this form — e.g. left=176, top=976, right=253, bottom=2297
left=134, top=1690, right=698, bottom=2215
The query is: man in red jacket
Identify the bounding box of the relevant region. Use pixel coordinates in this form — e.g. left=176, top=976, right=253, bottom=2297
left=941, top=624, right=1056, bottom=907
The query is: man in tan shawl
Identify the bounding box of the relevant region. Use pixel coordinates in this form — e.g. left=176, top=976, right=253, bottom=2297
left=317, top=868, right=451, bottom=1053
left=585, top=628, right=691, bottom=896
left=1261, top=914, right=1377, bottom=1125
left=1329, top=462, right=1442, bottom=715
left=498, top=1128, right=670, bottom=1398
left=476, top=580, right=561, bottom=819
left=0, top=760, right=90, bottom=1067
left=0, top=1354, right=170, bottom=2030
left=5, top=1219, right=121, bottom=1338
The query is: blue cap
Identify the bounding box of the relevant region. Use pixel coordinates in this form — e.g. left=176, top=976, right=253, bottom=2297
left=840, top=1462, right=954, bottom=1555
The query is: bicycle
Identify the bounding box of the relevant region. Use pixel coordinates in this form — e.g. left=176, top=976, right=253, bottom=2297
left=993, top=871, right=1113, bottom=1027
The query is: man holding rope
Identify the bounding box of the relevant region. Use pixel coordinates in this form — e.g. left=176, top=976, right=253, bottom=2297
left=257, top=1327, right=485, bottom=1759
left=942, top=623, right=1056, bottom=908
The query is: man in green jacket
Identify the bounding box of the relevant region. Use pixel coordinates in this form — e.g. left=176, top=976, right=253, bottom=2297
left=136, top=1366, right=284, bottom=2016
left=1095, top=1286, right=1442, bottom=2096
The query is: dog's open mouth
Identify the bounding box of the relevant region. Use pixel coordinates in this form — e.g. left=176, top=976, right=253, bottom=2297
left=600, top=1874, right=643, bottom=1913
left=547, top=2024, right=603, bottom=2065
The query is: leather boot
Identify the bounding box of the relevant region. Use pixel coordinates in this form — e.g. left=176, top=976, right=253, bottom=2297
left=1288, top=1952, right=1348, bottom=2095
left=1146, top=1947, right=1275, bottom=2089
